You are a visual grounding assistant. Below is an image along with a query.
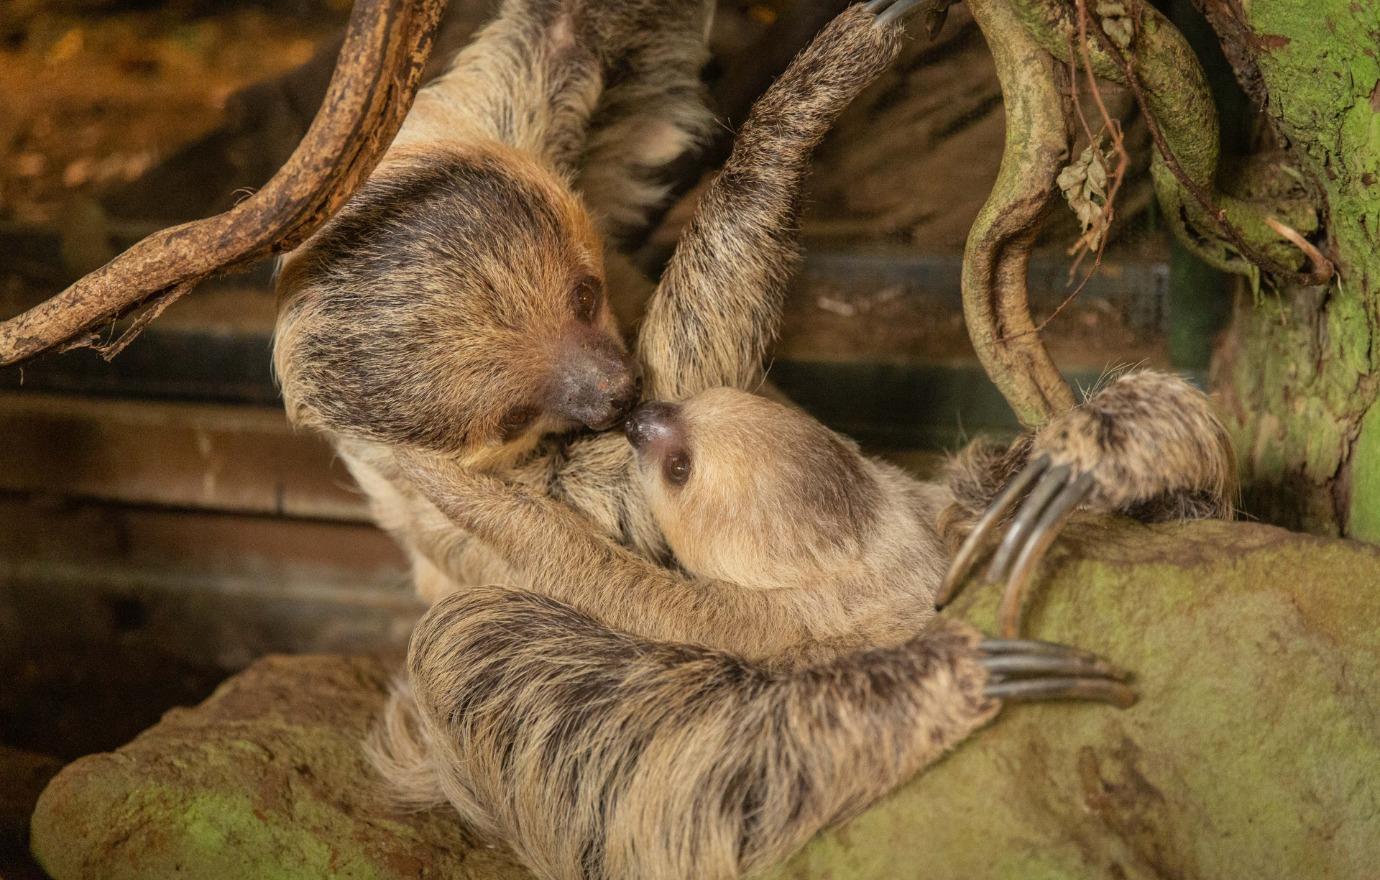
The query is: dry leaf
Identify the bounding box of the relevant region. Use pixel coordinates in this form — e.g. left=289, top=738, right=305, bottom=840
left=1096, top=1, right=1135, bottom=49
left=1058, top=141, right=1114, bottom=249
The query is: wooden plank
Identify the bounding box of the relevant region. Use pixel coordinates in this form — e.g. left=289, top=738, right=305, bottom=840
left=0, top=494, right=413, bottom=670
left=0, top=232, right=1184, bottom=449
left=0, top=239, right=1172, bottom=396
left=0, top=493, right=402, bottom=576
left=0, top=392, right=369, bottom=521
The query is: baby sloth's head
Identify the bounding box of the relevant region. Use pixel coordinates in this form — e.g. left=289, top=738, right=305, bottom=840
left=275, top=144, right=640, bottom=464
left=625, top=388, right=891, bottom=591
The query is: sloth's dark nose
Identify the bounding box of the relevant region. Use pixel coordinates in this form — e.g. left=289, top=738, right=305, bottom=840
left=551, top=335, right=642, bottom=431
left=624, top=401, right=682, bottom=452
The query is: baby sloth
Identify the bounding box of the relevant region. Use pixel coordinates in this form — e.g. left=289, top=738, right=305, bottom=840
left=378, top=388, right=1134, bottom=880
left=624, top=388, right=947, bottom=658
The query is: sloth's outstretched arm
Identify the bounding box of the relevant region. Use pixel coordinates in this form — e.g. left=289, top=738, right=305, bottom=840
left=637, top=4, right=906, bottom=400
left=939, top=370, right=1236, bottom=636
left=392, top=586, right=1129, bottom=880
left=394, top=0, right=601, bottom=171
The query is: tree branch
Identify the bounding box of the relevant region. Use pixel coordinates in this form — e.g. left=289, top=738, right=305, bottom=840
left=0, top=0, right=449, bottom=367
left=963, top=0, right=1078, bottom=429
left=1009, top=0, right=1330, bottom=285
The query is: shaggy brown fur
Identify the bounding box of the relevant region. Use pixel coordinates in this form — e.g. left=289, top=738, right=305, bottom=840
left=1030, top=371, right=1236, bottom=521
left=275, top=1, right=909, bottom=603
left=373, top=374, right=1227, bottom=879
left=938, top=371, right=1236, bottom=548
left=271, top=1, right=1237, bottom=877
left=374, top=385, right=998, bottom=880
left=392, top=588, right=994, bottom=880
left=275, top=0, right=719, bottom=599
left=396, top=389, right=949, bottom=666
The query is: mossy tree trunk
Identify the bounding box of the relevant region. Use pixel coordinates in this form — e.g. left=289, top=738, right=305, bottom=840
left=1212, top=1, right=1380, bottom=540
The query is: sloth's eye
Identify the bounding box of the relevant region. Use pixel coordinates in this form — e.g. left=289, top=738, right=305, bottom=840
left=571, top=277, right=602, bottom=323
left=499, top=404, right=539, bottom=441
left=663, top=451, right=692, bottom=487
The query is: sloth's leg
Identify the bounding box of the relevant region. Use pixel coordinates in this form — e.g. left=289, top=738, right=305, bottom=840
left=402, top=590, right=1133, bottom=880
left=637, top=3, right=915, bottom=400
left=939, top=370, right=1235, bottom=637
left=574, top=0, right=716, bottom=247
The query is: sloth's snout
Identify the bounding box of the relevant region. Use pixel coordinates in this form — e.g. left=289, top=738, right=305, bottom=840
left=624, top=401, right=683, bottom=454
left=551, top=334, right=642, bottom=431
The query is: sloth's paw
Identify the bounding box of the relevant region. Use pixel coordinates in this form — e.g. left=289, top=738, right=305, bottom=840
left=939, top=370, right=1234, bottom=637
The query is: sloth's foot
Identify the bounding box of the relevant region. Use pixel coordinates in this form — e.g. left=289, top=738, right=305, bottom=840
left=940, top=371, right=1234, bottom=637
left=979, top=637, right=1136, bottom=708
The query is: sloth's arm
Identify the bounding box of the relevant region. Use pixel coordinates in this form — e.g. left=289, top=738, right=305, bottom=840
left=637, top=5, right=905, bottom=400
left=938, top=370, right=1236, bottom=636
left=400, top=454, right=827, bottom=661
left=397, top=1, right=600, bottom=172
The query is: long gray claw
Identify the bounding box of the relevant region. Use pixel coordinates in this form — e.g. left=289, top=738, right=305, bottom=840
left=979, top=637, right=1104, bottom=661
left=997, top=472, right=1095, bottom=638
left=936, top=456, right=1049, bottom=610
left=985, top=677, right=1138, bottom=709
left=982, top=653, right=1129, bottom=682
left=979, top=638, right=1136, bottom=708
left=984, top=464, right=1073, bottom=584
left=864, top=0, right=928, bottom=26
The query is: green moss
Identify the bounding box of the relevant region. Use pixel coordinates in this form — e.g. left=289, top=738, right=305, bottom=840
left=1206, top=1, right=1380, bottom=537
left=774, top=520, right=1380, bottom=879
left=1348, top=405, right=1380, bottom=541
left=31, top=655, right=531, bottom=880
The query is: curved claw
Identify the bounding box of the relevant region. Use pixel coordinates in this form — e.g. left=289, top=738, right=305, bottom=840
left=985, top=464, right=1073, bottom=583
left=978, top=636, right=1104, bottom=662
left=985, top=677, right=1138, bottom=709
left=863, top=0, right=928, bottom=27
left=937, top=456, right=1050, bottom=610
left=982, top=637, right=1109, bottom=664
left=997, top=472, right=1095, bottom=638
left=982, top=652, right=1129, bottom=682
left=979, top=638, right=1137, bottom=709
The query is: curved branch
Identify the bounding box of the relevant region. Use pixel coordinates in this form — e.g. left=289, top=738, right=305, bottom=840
left=0, top=0, right=449, bottom=367
left=963, top=0, right=1078, bottom=429
left=1010, top=0, right=1328, bottom=283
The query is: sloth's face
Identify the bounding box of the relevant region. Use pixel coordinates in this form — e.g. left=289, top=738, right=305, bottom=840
left=277, top=144, right=641, bottom=462
left=625, top=388, right=881, bottom=588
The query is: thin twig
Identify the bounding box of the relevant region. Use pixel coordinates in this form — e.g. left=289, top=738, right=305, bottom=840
left=1265, top=215, right=1334, bottom=281
left=1030, top=0, right=1129, bottom=335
